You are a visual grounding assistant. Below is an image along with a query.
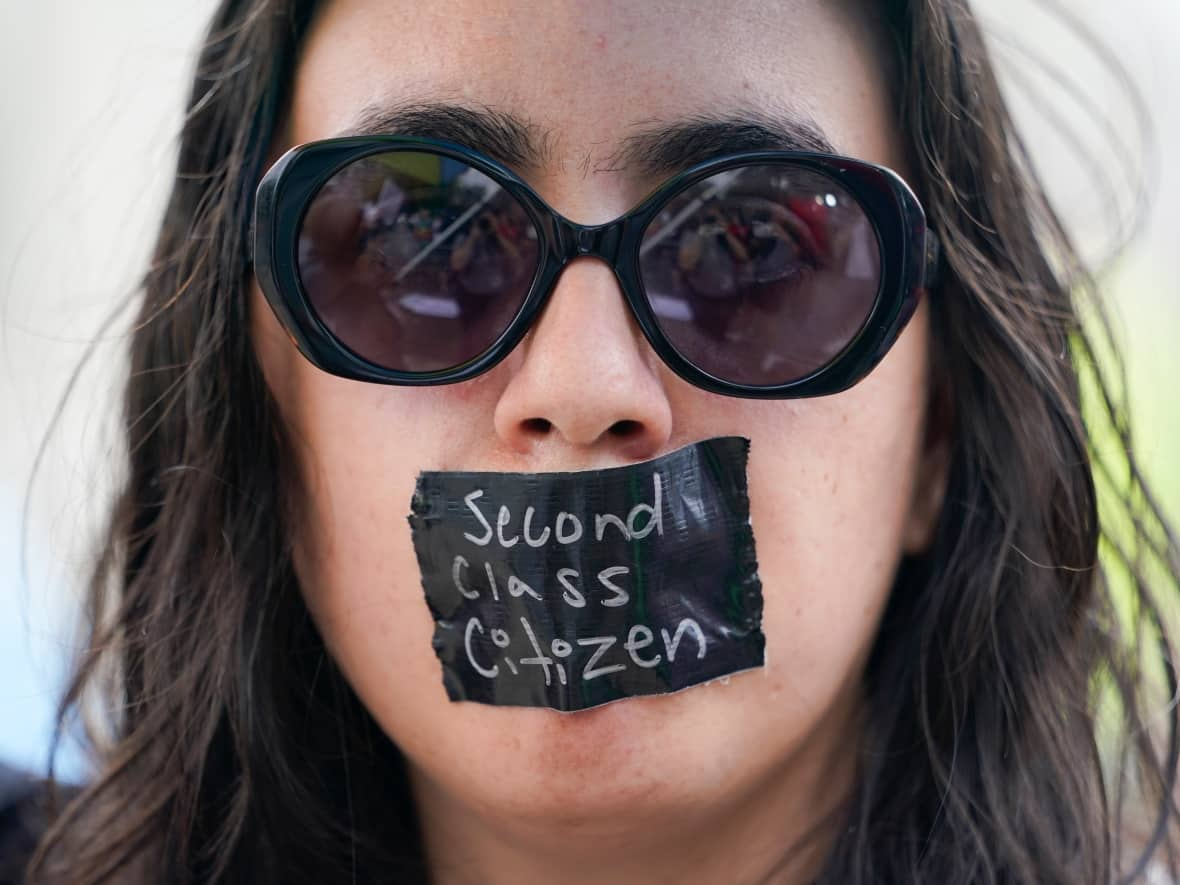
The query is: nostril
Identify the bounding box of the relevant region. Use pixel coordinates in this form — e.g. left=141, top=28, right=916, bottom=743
left=523, top=418, right=552, bottom=435
left=609, top=419, right=643, bottom=438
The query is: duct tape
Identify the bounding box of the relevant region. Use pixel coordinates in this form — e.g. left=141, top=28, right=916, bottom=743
left=408, top=436, right=764, bottom=712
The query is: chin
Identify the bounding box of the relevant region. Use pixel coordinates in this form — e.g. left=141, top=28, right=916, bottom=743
left=411, top=669, right=771, bottom=828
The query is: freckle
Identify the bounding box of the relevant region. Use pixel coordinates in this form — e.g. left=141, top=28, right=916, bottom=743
left=794, top=606, right=802, bottom=616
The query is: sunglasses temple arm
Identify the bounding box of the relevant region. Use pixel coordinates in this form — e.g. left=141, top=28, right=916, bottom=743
left=923, top=230, right=942, bottom=290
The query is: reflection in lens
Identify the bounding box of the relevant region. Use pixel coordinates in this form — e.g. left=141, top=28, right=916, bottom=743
left=639, top=165, right=881, bottom=386
left=296, top=151, right=540, bottom=372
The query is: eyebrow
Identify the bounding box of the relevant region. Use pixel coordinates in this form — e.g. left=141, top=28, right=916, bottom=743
left=339, top=100, right=837, bottom=177
left=343, top=101, right=554, bottom=169
left=607, top=111, right=837, bottom=176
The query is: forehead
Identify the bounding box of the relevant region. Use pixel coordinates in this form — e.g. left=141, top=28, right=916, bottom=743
left=288, top=0, right=900, bottom=204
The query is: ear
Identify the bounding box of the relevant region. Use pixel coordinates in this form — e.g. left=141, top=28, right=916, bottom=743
left=901, top=370, right=954, bottom=555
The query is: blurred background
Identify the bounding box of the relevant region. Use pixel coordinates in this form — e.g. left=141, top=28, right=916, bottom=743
left=1, top=1, right=1177, bottom=782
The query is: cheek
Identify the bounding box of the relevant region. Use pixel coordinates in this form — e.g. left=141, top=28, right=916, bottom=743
left=744, top=305, right=930, bottom=709
left=249, top=282, right=491, bottom=730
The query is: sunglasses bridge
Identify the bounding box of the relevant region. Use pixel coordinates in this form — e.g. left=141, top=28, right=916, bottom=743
left=554, top=216, right=625, bottom=267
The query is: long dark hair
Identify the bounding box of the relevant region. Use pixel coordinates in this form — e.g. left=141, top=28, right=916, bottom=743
left=28, top=0, right=1180, bottom=882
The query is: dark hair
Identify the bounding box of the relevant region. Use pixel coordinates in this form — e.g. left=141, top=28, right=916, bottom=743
left=28, top=0, right=1180, bottom=882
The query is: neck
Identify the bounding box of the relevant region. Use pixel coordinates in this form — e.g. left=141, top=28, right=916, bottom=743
left=411, top=696, right=862, bottom=885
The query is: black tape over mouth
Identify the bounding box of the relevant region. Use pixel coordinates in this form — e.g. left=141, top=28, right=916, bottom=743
left=408, top=436, right=764, bottom=712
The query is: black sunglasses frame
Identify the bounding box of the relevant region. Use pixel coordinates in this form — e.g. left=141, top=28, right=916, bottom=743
left=253, top=135, right=939, bottom=399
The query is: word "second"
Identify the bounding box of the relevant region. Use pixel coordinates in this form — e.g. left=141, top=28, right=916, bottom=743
left=461, top=472, right=664, bottom=550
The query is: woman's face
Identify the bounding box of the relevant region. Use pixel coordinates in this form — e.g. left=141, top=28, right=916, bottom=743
left=253, top=0, right=948, bottom=862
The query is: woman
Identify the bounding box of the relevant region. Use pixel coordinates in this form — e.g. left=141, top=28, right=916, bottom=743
left=20, top=0, right=1180, bottom=882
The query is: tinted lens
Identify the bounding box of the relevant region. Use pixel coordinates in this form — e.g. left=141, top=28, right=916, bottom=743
left=296, top=151, right=540, bottom=372
left=639, top=164, right=881, bottom=386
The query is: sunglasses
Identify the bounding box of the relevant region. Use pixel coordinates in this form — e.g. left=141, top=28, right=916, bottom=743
left=253, top=136, right=939, bottom=399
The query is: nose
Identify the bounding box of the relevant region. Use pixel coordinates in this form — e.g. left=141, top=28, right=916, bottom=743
left=492, top=258, right=674, bottom=463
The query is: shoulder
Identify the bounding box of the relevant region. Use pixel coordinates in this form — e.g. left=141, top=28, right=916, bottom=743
left=0, top=762, right=75, bottom=884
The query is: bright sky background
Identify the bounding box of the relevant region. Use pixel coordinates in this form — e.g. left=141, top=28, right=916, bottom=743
left=2, top=0, right=1178, bottom=781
